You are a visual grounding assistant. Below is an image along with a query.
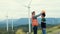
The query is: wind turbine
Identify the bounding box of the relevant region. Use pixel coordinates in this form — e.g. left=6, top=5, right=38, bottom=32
left=24, top=0, right=32, bottom=34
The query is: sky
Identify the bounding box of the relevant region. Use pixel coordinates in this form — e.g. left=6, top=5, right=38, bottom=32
left=0, top=0, right=60, bottom=20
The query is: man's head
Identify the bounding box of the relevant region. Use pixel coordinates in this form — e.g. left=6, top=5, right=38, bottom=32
left=32, top=11, right=35, bottom=16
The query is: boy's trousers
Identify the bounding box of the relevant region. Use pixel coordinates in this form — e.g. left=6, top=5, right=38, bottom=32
left=42, top=28, right=46, bottom=34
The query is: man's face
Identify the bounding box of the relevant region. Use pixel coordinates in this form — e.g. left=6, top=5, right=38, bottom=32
left=32, top=13, right=35, bottom=16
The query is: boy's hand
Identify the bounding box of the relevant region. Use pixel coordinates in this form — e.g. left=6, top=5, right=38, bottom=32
left=41, top=9, right=45, bottom=13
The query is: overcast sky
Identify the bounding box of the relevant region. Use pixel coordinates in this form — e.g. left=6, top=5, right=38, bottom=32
left=0, top=0, right=60, bottom=20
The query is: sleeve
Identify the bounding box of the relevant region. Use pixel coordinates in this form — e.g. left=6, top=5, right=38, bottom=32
left=34, top=13, right=41, bottom=18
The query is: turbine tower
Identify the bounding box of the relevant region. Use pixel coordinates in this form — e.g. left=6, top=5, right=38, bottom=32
left=27, top=0, right=32, bottom=33
left=12, top=16, right=14, bottom=31
left=6, top=9, right=8, bottom=32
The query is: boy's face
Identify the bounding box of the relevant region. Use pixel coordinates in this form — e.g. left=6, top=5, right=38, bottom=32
left=41, top=15, right=44, bottom=18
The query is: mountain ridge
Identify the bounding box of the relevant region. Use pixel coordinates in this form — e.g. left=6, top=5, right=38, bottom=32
left=0, top=18, right=60, bottom=27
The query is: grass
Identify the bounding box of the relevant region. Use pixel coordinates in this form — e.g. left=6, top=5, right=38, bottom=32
left=15, top=29, right=26, bottom=34
left=31, top=25, right=60, bottom=34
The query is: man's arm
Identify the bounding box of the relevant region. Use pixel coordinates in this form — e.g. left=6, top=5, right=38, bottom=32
left=34, top=13, right=41, bottom=18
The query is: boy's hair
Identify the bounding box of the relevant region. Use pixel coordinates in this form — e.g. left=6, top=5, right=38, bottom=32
left=42, top=13, right=46, bottom=17
left=32, top=11, right=35, bottom=15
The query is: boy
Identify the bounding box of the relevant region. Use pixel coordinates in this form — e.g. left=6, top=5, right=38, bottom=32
left=41, top=10, right=46, bottom=34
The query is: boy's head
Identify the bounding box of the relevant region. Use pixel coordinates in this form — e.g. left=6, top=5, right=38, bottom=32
left=41, top=9, right=46, bottom=18
left=32, top=11, right=35, bottom=16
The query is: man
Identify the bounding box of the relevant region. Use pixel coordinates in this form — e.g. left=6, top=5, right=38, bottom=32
left=32, top=11, right=41, bottom=34
left=41, top=10, right=46, bottom=34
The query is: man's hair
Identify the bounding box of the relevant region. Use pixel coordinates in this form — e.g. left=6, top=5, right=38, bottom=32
left=42, top=13, right=46, bottom=17
left=32, top=11, right=35, bottom=15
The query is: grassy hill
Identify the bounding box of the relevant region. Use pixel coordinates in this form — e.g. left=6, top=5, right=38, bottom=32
left=15, top=25, right=60, bottom=34
left=15, top=24, right=60, bottom=34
